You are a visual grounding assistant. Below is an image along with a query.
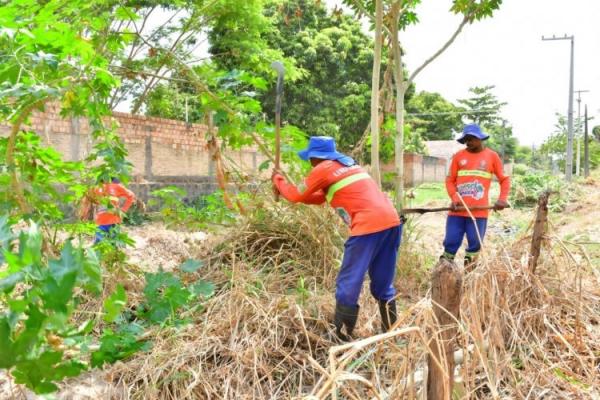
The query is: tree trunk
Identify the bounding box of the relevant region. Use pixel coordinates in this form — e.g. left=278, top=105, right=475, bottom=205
left=427, top=258, right=462, bottom=400
left=369, top=0, right=383, bottom=187
left=391, top=12, right=405, bottom=210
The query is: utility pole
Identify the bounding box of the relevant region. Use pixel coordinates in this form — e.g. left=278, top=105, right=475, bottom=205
left=501, top=120, right=506, bottom=162
left=584, top=105, right=590, bottom=177
left=542, top=34, right=575, bottom=181
left=574, top=90, right=589, bottom=176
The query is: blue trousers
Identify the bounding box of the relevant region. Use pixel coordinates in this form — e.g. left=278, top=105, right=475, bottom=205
left=443, top=216, right=487, bottom=257
left=94, top=224, right=115, bottom=244
left=336, top=225, right=402, bottom=307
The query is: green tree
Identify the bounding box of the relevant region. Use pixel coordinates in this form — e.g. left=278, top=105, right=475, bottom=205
left=212, top=0, right=379, bottom=152
left=514, top=144, right=533, bottom=165
left=0, top=0, right=130, bottom=221
left=406, top=91, right=464, bottom=140
left=486, top=121, right=518, bottom=162
left=457, top=85, right=507, bottom=127
left=108, top=0, right=287, bottom=114
left=346, top=0, right=503, bottom=207
left=592, top=125, right=600, bottom=141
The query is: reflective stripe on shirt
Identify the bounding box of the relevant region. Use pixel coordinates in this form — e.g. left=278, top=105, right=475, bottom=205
left=326, top=172, right=371, bottom=203
left=457, top=170, right=492, bottom=179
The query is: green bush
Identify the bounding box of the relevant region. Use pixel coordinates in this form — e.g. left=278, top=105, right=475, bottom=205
left=510, top=171, right=575, bottom=210
left=149, top=187, right=240, bottom=230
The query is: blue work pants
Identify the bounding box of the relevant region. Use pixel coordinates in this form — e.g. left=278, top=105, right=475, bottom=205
left=442, top=216, right=487, bottom=258
left=336, top=225, right=402, bottom=307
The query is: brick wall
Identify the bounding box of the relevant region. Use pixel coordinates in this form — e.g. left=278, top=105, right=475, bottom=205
left=0, top=103, right=268, bottom=181
left=381, top=153, right=447, bottom=187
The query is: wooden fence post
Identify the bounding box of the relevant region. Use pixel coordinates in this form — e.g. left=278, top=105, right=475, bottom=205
left=529, top=191, right=551, bottom=273
left=427, top=258, right=463, bottom=400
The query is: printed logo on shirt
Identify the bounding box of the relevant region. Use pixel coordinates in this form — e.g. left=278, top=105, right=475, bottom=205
left=335, top=207, right=352, bottom=226
left=459, top=159, right=468, bottom=166
left=478, top=160, right=488, bottom=171
left=457, top=181, right=485, bottom=200
left=332, top=165, right=361, bottom=178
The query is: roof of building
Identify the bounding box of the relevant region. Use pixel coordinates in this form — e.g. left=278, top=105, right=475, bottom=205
left=425, top=140, right=464, bottom=160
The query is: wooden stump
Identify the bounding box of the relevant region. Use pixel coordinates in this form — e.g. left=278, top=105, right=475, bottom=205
left=529, top=191, right=551, bottom=273
left=427, top=258, right=463, bottom=400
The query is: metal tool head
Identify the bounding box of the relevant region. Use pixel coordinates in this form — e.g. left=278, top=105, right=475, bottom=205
left=271, top=61, right=285, bottom=76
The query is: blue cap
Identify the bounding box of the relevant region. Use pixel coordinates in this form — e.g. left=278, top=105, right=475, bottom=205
left=297, top=136, right=355, bottom=166
left=456, top=123, right=489, bottom=144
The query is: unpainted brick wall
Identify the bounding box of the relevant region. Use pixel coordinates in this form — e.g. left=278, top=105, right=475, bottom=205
left=0, top=103, right=268, bottom=180
left=381, top=153, right=448, bottom=187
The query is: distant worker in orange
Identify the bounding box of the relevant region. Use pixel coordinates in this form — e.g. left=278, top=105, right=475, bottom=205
left=94, top=177, right=136, bottom=244
left=272, top=136, right=403, bottom=341
left=441, top=124, right=511, bottom=269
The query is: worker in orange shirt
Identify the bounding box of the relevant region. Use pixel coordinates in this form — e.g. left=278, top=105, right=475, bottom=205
left=442, top=124, right=511, bottom=269
left=272, top=136, right=403, bottom=341
left=94, top=177, right=136, bottom=244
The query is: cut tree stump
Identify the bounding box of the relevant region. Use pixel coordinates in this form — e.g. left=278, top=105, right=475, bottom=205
left=427, top=258, right=463, bottom=400
left=529, top=191, right=551, bottom=273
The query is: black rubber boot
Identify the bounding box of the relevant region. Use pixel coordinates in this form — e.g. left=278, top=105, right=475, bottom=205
left=378, top=299, right=397, bottom=332
left=464, top=254, right=478, bottom=273
left=333, top=303, right=359, bottom=342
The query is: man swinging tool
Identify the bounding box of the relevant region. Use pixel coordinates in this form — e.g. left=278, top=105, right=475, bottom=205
left=272, top=136, right=403, bottom=341
left=441, top=124, right=511, bottom=270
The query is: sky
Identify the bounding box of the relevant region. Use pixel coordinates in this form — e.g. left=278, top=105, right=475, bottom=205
left=330, top=0, right=600, bottom=146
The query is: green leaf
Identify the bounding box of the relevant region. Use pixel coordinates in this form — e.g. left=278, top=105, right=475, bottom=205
left=103, top=285, right=127, bottom=323
left=258, top=160, right=271, bottom=171
left=190, top=280, right=215, bottom=298
left=179, top=259, right=203, bottom=273
left=0, top=317, right=17, bottom=369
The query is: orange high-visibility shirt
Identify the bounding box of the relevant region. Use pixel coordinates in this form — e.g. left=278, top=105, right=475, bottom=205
left=273, top=160, right=400, bottom=236
left=446, top=148, right=511, bottom=218
left=94, top=183, right=136, bottom=226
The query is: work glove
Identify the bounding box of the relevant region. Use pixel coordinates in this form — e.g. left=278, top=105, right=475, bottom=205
left=493, top=200, right=509, bottom=211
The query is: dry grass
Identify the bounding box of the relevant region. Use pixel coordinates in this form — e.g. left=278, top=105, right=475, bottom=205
left=97, top=202, right=600, bottom=400
left=4, top=198, right=598, bottom=400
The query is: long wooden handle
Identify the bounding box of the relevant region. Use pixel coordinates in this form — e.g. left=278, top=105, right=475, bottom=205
left=401, top=205, right=506, bottom=214
left=271, top=61, right=285, bottom=202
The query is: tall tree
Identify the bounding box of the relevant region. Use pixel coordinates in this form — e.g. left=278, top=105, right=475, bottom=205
left=485, top=120, right=517, bottom=162
left=406, top=91, right=464, bottom=140
left=347, top=0, right=503, bottom=209
left=370, top=0, right=384, bottom=186
left=457, top=85, right=507, bottom=127
left=212, top=0, right=380, bottom=152
left=107, top=0, right=288, bottom=115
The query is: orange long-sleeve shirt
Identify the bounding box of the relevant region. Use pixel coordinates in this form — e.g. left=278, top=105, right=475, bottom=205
left=94, top=182, right=136, bottom=225
left=273, top=160, right=400, bottom=236
left=446, top=148, right=510, bottom=218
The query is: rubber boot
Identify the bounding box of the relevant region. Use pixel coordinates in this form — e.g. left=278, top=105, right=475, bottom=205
left=464, top=253, right=478, bottom=273
left=379, top=299, right=397, bottom=332
left=439, top=252, right=455, bottom=262
left=333, top=303, right=359, bottom=342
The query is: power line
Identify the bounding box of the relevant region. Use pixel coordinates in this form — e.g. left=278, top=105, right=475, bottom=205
left=406, top=110, right=498, bottom=117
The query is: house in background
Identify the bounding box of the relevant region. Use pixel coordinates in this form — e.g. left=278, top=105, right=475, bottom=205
left=425, top=140, right=513, bottom=175
left=425, top=140, right=464, bottom=172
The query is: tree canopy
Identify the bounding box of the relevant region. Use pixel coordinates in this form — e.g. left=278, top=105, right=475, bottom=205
left=406, top=91, right=464, bottom=140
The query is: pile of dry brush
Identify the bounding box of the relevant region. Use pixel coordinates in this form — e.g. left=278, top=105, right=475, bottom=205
left=93, top=201, right=600, bottom=400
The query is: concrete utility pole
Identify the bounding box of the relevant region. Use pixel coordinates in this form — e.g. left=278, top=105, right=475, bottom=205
left=574, top=90, right=589, bottom=176
left=584, top=105, right=590, bottom=177
left=542, top=34, right=575, bottom=181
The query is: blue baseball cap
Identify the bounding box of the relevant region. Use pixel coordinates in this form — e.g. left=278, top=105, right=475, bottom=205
left=456, top=123, right=489, bottom=144
left=297, top=136, right=355, bottom=166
